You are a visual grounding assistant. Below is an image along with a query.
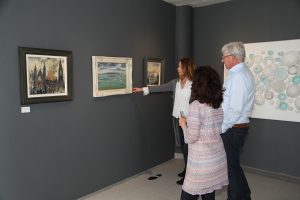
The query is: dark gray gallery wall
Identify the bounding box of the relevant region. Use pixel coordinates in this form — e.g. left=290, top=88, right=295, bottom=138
left=193, top=0, right=300, bottom=177
left=0, top=0, right=175, bottom=199
left=174, top=6, right=193, bottom=153
left=175, top=6, right=193, bottom=62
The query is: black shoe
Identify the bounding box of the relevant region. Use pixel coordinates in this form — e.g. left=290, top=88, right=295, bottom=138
left=177, top=171, right=185, bottom=177
left=147, top=174, right=162, bottom=180
left=148, top=176, right=158, bottom=180
left=176, top=178, right=184, bottom=185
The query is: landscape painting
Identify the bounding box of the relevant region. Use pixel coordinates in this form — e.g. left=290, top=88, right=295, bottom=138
left=92, top=56, right=132, bottom=97
left=98, top=62, right=126, bottom=90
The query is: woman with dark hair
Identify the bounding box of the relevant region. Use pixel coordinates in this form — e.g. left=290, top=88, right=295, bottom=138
left=179, top=66, right=228, bottom=200
left=133, top=58, right=195, bottom=185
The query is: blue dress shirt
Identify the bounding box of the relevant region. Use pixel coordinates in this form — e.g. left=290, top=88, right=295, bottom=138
left=222, top=62, right=256, bottom=133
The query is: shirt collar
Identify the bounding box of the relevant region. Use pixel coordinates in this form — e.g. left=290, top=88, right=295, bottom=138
left=186, top=79, right=192, bottom=85
left=229, top=62, right=245, bottom=73
left=177, top=79, right=192, bottom=88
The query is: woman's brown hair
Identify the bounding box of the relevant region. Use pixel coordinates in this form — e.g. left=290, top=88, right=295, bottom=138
left=179, top=58, right=195, bottom=80
left=191, top=65, right=224, bottom=109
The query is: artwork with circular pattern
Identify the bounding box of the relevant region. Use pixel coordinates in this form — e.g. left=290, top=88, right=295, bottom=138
left=226, top=39, right=300, bottom=122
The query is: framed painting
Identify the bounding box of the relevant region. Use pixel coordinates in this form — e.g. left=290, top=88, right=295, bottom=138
left=144, top=58, right=165, bottom=86
left=223, top=39, right=300, bottom=122
left=92, top=56, right=132, bottom=97
left=244, top=39, right=300, bottom=122
left=19, top=47, right=73, bottom=105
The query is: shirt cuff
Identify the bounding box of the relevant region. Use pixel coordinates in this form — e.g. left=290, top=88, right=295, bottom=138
left=142, top=87, right=149, bottom=96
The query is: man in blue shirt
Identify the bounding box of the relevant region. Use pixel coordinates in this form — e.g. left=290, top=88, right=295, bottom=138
left=221, top=42, right=256, bottom=200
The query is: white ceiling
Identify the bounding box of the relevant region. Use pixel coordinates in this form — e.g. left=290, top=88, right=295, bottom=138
left=162, top=0, right=231, bottom=7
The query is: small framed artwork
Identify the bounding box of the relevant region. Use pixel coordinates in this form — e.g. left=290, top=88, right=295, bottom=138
left=19, top=47, right=73, bottom=105
left=144, top=58, right=165, bottom=86
left=92, top=56, right=132, bottom=97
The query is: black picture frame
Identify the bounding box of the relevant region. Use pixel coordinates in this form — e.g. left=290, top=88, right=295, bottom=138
left=19, top=47, right=73, bottom=105
left=143, top=58, right=165, bottom=86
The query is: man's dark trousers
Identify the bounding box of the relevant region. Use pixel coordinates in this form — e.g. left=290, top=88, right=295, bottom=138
left=221, top=127, right=251, bottom=200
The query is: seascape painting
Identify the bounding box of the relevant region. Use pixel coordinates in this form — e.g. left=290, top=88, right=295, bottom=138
left=92, top=56, right=132, bottom=97
left=98, top=62, right=126, bottom=90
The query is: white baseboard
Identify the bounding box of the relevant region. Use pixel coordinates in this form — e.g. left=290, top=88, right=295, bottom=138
left=242, top=165, right=300, bottom=184
left=174, top=153, right=183, bottom=159
left=173, top=155, right=299, bottom=183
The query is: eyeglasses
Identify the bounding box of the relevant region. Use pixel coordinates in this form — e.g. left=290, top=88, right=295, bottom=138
left=221, top=54, right=233, bottom=61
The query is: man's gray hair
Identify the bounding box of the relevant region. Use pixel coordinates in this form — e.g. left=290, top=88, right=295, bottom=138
left=222, top=41, right=245, bottom=62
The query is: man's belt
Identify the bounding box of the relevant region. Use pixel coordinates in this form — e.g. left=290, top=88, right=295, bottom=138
left=232, top=123, right=249, bottom=128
